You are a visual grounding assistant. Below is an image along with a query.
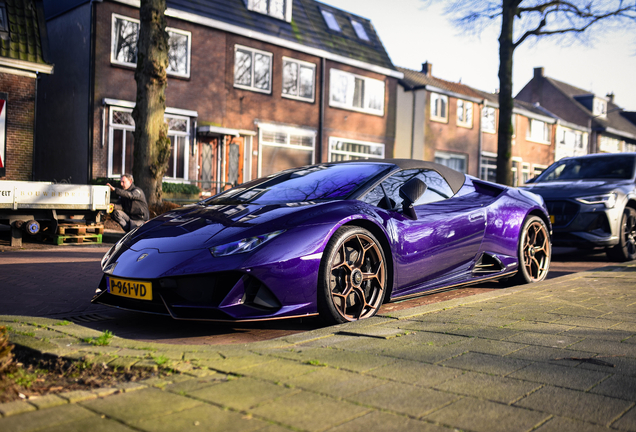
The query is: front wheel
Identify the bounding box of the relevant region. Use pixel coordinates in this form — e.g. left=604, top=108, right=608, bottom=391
left=318, top=226, right=387, bottom=325
left=513, top=215, right=551, bottom=284
left=606, top=207, right=636, bottom=262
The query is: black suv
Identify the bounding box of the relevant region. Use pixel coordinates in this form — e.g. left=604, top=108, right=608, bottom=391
left=522, top=153, right=636, bottom=261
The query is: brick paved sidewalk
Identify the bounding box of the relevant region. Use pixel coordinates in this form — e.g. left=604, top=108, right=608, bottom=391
left=1, top=263, right=635, bottom=432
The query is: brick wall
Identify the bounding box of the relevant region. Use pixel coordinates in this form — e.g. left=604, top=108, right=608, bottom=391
left=0, top=72, right=36, bottom=181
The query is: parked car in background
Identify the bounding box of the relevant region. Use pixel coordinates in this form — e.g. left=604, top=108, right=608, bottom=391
left=522, top=153, right=636, bottom=261
left=94, top=160, right=551, bottom=324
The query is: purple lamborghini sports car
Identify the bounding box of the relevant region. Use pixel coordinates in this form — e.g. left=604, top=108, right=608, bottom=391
left=94, top=159, right=552, bottom=324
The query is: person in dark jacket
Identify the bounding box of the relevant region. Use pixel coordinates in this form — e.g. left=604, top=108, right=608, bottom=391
left=106, top=174, right=149, bottom=232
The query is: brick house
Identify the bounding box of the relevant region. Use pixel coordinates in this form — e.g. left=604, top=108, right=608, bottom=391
left=516, top=67, right=636, bottom=156
left=395, top=63, right=484, bottom=176
left=395, top=63, right=558, bottom=185
left=36, top=0, right=401, bottom=192
left=0, top=0, right=53, bottom=181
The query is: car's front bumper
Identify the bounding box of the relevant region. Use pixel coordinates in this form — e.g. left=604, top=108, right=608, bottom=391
left=546, top=199, right=621, bottom=248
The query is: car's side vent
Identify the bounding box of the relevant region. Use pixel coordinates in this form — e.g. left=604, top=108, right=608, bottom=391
left=473, top=253, right=505, bottom=274
left=473, top=179, right=505, bottom=197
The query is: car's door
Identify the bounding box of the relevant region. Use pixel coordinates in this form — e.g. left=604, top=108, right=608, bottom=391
left=365, top=169, right=486, bottom=293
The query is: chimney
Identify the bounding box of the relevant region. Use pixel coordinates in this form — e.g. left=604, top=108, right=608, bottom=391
left=421, top=61, right=432, bottom=77
left=606, top=92, right=615, bottom=103
left=534, top=67, right=544, bottom=79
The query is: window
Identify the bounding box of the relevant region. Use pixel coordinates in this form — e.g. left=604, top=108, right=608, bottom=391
left=362, top=169, right=454, bottom=209
left=598, top=135, right=622, bottom=153
left=245, top=0, right=289, bottom=21
left=434, top=151, right=466, bottom=174
left=527, top=119, right=550, bottom=143
left=234, top=45, right=273, bottom=93
left=258, top=125, right=315, bottom=177
left=321, top=9, right=341, bottom=31
left=456, top=100, right=473, bottom=128
left=108, top=108, right=135, bottom=177
left=108, top=108, right=190, bottom=180
left=522, top=163, right=530, bottom=185
left=0, top=5, right=8, bottom=32
left=559, top=129, right=584, bottom=149
left=533, top=165, right=546, bottom=178
left=430, top=93, right=448, bottom=122
left=593, top=98, right=607, bottom=117
left=482, top=107, right=496, bottom=133
left=480, top=156, right=497, bottom=182
left=165, top=116, right=190, bottom=180
left=282, top=58, right=316, bottom=102
left=329, top=69, right=385, bottom=116
left=329, top=137, right=384, bottom=161
left=351, top=20, right=370, bottom=41
left=111, top=14, right=191, bottom=78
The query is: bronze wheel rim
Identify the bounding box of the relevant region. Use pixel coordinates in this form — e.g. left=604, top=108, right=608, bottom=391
left=522, top=220, right=550, bottom=281
left=328, top=233, right=385, bottom=321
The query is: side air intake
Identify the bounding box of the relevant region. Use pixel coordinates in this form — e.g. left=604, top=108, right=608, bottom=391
left=473, top=253, right=505, bottom=275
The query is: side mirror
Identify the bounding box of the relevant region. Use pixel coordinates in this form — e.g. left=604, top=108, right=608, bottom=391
left=399, top=177, right=427, bottom=220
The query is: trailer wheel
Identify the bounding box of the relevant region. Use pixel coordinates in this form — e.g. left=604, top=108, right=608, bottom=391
left=25, top=220, right=40, bottom=235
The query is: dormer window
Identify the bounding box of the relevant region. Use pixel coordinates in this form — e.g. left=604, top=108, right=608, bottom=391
left=0, top=4, right=8, bottom=32
left=321, top=9, right=341, bottom=31
left=245, top=0, right=291, bottom=21
left=593, top=98, right=607, bottom=117
left=351, top=20, right=370, bottom=41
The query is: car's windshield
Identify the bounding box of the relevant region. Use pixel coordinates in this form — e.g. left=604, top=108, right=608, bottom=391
left=203, top=163, right=392, bottom=205
left=537, top=155, right=635, bottom=182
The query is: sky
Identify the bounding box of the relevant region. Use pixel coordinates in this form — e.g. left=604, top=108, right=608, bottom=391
left=321, top=0, right=636, bottom=111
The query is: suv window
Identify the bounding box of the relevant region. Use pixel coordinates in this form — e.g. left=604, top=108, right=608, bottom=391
left=539, top=155, right=636, bottom=181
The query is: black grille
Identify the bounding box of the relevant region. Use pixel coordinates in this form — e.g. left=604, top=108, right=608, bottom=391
left=545, top=200, right=580, bottom=227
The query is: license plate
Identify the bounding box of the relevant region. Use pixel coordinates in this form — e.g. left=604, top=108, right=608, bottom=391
left=549, top=215, right=555, bottom=224
left=108, top=277, right=153, bottom=301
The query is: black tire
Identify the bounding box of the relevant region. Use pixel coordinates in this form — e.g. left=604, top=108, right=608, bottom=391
left=317, top=226, right=387, bottom=325
left=513, top=215, right=551, bottom=284
left=606, top=207, right=636, bottom=262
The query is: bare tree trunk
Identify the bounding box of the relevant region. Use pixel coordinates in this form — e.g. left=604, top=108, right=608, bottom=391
left=496, top=0, right=517, bottom=186
left=132, top=0, right=171, bottom=207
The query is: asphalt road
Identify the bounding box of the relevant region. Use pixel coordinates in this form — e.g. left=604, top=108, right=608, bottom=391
left=0, top=237, right=623, bottom=345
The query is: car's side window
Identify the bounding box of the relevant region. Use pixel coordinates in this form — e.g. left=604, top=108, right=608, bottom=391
left=412, top=170, right=454, bottom=205
left=361, top=169, right=454, bottom=210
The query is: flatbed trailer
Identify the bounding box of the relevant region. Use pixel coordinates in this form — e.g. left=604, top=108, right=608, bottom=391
left=0, top=180, right=110, bottom=246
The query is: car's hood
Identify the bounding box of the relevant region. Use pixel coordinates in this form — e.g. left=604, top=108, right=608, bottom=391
left=521, top=179, right=631, bottom=200
left=123, top=202, right=326, bottom=253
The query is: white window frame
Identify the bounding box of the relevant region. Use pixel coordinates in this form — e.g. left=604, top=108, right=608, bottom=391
left=593, top=98, right=607, bottom=117
left=328, top=137, right=385, bottom=162
left=257, top=124, right=316, bottom=178
left=281, top=57, right=316, bottom=103
left=234, top=45, right=273, bottom=94
left=482, top=107, right=496, bottom=133
left=526, top=118, right=551, bottom=144
left=164, top=114, right=191, bottom=181
left=244, top=0, right=292, bottom=22
left=107, top=107, right=135, bottom=178
left=107, top=108, right=191, bottom=180
left=456, top=99, right=473, bottom=128
left=329, top=68, right=385, bottom=116
left=480, top=154, right=497, bottom=182
left=434, top=151, right=467, bottom=174
left=430, top=92, right=448, bottom=123
left=110, top=14, right=192, bottom=78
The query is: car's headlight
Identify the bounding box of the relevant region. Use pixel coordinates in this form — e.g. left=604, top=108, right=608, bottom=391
left=575, top=193, right=617, bottom=209
left=210, top=230, right=285, bottom=257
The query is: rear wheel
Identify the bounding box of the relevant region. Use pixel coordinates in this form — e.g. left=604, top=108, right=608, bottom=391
left=607, top=207, right=636, bottom=262
left=513, top=215, right=551, bottom=284
left=318, top=226, right=387, bottom=325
